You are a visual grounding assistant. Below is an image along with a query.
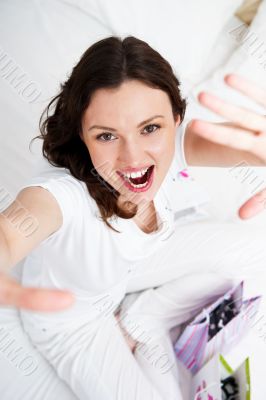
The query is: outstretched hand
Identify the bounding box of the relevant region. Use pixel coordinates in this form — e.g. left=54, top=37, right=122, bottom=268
left=193, top=74, right=266, bottom=219
left=0, top=272, right=74, bottom=311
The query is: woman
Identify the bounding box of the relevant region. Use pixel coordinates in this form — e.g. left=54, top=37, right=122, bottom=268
left=0, top=36, right=265, bottom=399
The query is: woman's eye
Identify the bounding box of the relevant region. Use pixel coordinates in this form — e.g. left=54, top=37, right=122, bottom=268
left=96, top=133, right=116, bottom=142
left=96, top=124, right=160, bottom=141
left=142, top=124, right=160, bottom=134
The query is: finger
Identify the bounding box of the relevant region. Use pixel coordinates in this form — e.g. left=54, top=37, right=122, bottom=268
left=189, top=119, right=257, bottom=151
left=225, top=74, right=266, bottom=109
left=0, top=274, right=74, bottom=311
left=238, top=188, right=266, bottom=219
left=198, top=91, right=266, bottom=133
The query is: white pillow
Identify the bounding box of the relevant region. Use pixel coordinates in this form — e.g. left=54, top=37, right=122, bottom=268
left=70, top=0, right=243, bottom=84
left=189, top=0, right=266, bottom=117
left=0, top=0, right=111, bottom=198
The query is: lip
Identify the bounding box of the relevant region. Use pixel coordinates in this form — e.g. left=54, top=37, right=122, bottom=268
left=117, top=165, right=153, bottom=175
left=117, top=165, right=155, bottom=193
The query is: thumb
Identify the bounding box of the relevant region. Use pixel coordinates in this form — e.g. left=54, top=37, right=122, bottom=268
left=238, top=188, right=266, bottom=219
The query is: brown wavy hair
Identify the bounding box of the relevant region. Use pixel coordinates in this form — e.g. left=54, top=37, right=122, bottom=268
left=32, top=35, right=187, bottom=232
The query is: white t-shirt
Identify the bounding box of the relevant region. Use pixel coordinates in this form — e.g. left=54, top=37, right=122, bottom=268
left=20, top=123, right=211, bottom=330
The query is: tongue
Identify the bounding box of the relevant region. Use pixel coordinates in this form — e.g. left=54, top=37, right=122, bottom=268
left=130, top=168, right=150, bottom=184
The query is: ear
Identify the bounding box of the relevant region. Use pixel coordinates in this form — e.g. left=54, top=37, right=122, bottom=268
left=79, top=131, right=84, bottom=143
left=174, top=114, right=181, bottom=128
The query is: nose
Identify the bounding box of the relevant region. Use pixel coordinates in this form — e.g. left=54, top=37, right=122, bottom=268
left=118, top=138, right=146, bottom=166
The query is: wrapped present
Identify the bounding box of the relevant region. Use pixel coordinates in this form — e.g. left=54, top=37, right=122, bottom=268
left=174, top=281, right=261, bottom=374
left=191, top=354, right=250, bottom=400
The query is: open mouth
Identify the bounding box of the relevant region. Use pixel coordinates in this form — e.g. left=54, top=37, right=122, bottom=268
left=117, top=165, right=155, bottom=191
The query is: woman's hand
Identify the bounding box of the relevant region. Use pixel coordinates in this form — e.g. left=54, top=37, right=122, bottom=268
left=191, top=74, right=266, bottom=219
left=115, top=311, right=138, bottom=353
left=192, top=74, right=266, bottom=163
left=0, top=272, right=74, bottom=311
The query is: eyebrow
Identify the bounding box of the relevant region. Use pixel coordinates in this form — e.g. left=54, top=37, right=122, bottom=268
left=88, top=115, right=164, bottom=132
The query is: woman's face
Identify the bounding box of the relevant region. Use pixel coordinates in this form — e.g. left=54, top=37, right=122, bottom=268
left=81, top=79, right=180, bottom=208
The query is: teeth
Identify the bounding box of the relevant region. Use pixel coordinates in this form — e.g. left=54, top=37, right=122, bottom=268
left=122, top=166, right=150, bottom=179
left=122, top=167, right=153, bottom=189
left=128, top=181, right=148, bottom=188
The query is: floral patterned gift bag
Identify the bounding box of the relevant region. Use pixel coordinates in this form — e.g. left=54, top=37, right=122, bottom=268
left=191, top=354, right=250, bottom=400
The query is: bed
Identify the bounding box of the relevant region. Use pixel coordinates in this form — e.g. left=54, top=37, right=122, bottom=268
left=0, top=0, right=266, bottom=398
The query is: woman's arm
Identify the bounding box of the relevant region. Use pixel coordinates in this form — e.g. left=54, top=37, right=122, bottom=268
left=0, top=187, right=74, bottom=311
left=184, top=74, right=266, bottom=167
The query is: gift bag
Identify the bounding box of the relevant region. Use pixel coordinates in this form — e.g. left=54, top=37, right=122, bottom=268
left=191, top=354, right=250, bottom=400
left=174, top=281, right=261, bottom=374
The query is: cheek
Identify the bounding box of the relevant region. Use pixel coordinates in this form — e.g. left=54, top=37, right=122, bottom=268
left=151, top=131, right=173, bottom=154
left=154, top=139, right=174, bottom=160
left=157, top=142, right=175, bottom=173
left=89, top=146, right=116, bottom=180
left=86, top=142, right=103, bottom=166
left=84, top=138, right=115, bottom=180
